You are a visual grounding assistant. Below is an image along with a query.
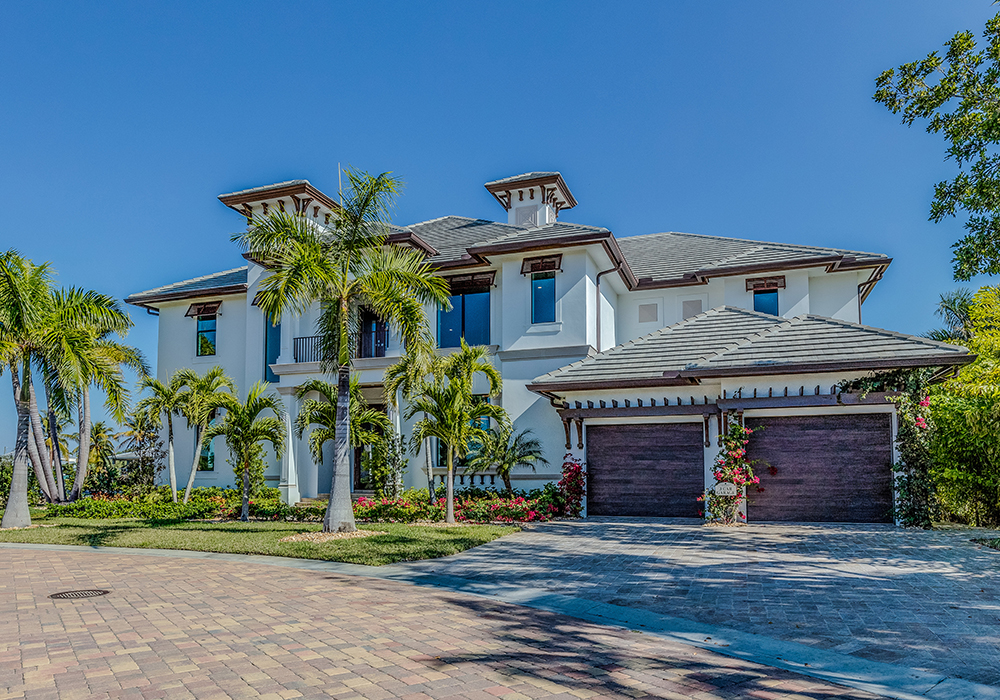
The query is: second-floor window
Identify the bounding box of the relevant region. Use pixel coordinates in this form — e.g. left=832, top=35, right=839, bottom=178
left=359, top=309, right=388, bottom=358
left=531, top=271, right=556, bottom=324
left=753, top=290, right=779, bottom=316
left=264, top=314, right=280, bottom=381
left=197, top=315, right=217, bottom=356
left=438, top=283, right=490, bottom=348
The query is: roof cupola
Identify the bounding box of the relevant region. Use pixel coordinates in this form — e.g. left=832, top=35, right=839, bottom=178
left=218, top=180, right=339, bottom=226
left=484, top=171, right=577, bottom=227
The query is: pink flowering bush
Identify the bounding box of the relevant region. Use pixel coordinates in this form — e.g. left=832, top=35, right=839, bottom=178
left=558, top=454, right=587, bottom=517
left=353, top=494, right=555, bottom=523
left=701, top=424, right=760, bottom=525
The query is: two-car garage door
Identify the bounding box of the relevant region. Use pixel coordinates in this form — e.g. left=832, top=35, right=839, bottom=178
left=585, top=414, right=893, bottom=522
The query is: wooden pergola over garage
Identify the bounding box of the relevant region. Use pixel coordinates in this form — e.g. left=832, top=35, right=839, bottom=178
left=528, top=307, right=974, bottom=523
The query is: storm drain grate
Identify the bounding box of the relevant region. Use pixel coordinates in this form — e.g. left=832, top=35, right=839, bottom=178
left=49, top=589, right=110, bottom=600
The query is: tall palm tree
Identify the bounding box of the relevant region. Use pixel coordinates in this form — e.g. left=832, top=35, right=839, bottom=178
left=136, top=371, right=189, bottom=503
left=233, top=169, right=450, bottom=533
left=294, top=376, right=389, bottom=467
left=467, top=426, right=548, bottom=494
left=203, top=382, right=285, bottom=522
left=176, top=366, right=236, bottom=503
left=0, top=251, right=56, bottom=526
left=406, top=341, right=507, bottom=523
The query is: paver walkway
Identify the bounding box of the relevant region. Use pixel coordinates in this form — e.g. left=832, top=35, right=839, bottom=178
left=0, top=548, right=886, bottom=700
left=395, top=519, right=1000, bottom=687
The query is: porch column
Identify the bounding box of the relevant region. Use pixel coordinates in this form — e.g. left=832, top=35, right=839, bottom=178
left=277, top=386, right=300, bottom=505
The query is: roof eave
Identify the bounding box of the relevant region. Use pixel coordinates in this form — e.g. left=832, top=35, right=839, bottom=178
left=527, top=375, right=699, bottom=393
left=682, top=353, right=976, bottom=379
left=124, top=284, right=248, bottom=307
left=218, top=181, right=339, bottom=215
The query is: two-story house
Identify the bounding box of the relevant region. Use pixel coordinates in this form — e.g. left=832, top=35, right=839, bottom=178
left=126, top=172, right=971, bottom=523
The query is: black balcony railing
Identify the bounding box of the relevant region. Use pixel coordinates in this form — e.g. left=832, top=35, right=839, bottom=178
left=293, top=335, right=322, bottom=363
left=359, top=327, right=388, bottom=358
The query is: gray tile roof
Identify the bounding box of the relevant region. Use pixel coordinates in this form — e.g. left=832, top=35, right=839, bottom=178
left=405, top=216, right=527, bottom=265
left=468, top=222, right=611, bottom=251
left=125, top=267, right=248, bottom=305
left=617, top=232, right=889, bottom=284
left=484, top=172, right=560, bottom=187
left=528, top=307, right=971, bottom=390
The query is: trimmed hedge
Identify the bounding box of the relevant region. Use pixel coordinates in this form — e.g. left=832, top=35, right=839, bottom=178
left=47, top=499, right=221, bottom=520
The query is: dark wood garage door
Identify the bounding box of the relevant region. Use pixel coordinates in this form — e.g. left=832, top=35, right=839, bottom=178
left=586, top=423, right=704, bottom=517
left=745, top=414, right=893, bottom=523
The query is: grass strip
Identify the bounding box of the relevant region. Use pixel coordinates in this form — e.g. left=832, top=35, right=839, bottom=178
left=0, top=516, right=517, bottom=566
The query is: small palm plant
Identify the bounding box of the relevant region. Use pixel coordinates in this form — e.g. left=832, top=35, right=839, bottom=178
left=295, top=376, right=390, bottom=466
left=467, top=426, right=548, bottom=494
left=203, top=383, right=285, bottom=522
left=406, top=341, right=508, bottom=523
left=136, top=371, right=190, bottom=502
left=176, top=366, right=237, bottom=503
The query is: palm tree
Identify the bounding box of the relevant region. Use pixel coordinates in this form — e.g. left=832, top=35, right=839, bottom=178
left=467, top=426, right=548, bottom=494
left=175, top=366, right=236, bottom=503
left=83, top=421, right=120, bottom=495
left=926, top=288, right=974, bottom=342
left=0, top=251, right=55, bottom=526
left=136, top=371, right=189, bottom=502
left=384, top=340, right=439, bottom=501
left=203, top=382, right=285, bottom=522
left=233, top=169, right=449, bottom=533
left=294, top=376, right=390, bottom=467
left=54, top=290, right=147, bottom=502
left=406, top=341, right=507, bottom=523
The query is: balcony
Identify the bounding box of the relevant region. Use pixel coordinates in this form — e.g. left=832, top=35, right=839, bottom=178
left=293, top=335, right=322, bottom=363
left=292, top=329, right=388, bottom=364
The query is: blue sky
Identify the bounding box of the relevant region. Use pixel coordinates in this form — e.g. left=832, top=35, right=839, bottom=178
left=0, top=1, right=996, bottom=446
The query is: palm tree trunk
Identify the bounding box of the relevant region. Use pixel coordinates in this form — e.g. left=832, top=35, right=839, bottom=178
left=48, top=408, right=66, bottom=502
left=166, top=415, right=177, bottom=503
left=323, top=365, right=357, bottom=533
left=423, top=429, right=434, bottom=504
left=183, top=425, right=205, bottom=504
left=11, top=370, right=51, bottom=503
left=69, top=389, right=92, bottom=501
left=502, top=472, right=512, bottom=494
left=1, top=401, right=33, bottom=529
left=446, top=447, right=455, bottom=524
left=27, top=383, right=56, bottom=496
left=241, top=463, right=250, bottom=522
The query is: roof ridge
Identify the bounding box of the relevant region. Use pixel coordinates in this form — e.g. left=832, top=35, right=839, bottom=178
left=619, top=230, right=888, bottom=260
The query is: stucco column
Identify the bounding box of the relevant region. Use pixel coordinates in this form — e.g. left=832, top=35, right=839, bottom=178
left=277, top=386, right=300, bottom=505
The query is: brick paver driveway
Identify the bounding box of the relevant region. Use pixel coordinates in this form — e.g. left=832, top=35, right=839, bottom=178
left=397, top=519, right=1000, bottom=687
left=0, top=549, right=886, bottom=700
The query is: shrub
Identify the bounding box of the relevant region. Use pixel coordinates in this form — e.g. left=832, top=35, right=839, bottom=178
left=48, top=496, right=221, bottom=520
left=558, top=455, right=586, bottom=517
left=702, top=424, right=760, bottom=525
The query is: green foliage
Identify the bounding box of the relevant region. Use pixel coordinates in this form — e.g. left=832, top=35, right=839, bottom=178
left=930, top=392, right=1000, bottom=526
left=466, top=426, right=548, bottom=493
left=365, top=429, right=407, bottom=498
left=892, top=394, right=937, bottom=528
left=926, top=288, right=974, bottom=342
left=875, top=13, right=1000, bottom=280
left=47, top=497, right=220, bottom=520
left=229, top=442, right=269, bottom=501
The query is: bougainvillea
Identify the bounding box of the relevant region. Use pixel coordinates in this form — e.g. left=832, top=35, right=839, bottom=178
left=558, top=454, right=587, bottom=517
left=700, top=424, right=760, bottom=525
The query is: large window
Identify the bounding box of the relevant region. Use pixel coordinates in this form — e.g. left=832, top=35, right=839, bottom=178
left=264, top=315, right=280, bottom=382
left=197, top=315, right=217, bottom=356
left=753, top=290, right=779, bottom=316
left=531, top=271, right=556, bottom=324
left=358, top=308, right=388, bottom=358
left=438, top=286, right=490, bottom=347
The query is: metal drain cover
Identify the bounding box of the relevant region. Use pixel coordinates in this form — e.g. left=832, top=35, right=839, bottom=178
left=49, top=589, right=110, bottom=599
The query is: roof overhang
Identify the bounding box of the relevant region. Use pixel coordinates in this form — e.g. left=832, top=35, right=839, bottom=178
left=218, top=181, right=339, bottom=218
left=484, top=173, right=578, bottom=212
left=124, top=284, right=247, bottom=310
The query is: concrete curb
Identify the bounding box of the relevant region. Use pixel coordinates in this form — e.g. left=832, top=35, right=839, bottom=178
left=2, top=542, right=995, bottom=700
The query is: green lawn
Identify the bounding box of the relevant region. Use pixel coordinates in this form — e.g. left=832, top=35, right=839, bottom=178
left=0, top=515, right=517, bottom=566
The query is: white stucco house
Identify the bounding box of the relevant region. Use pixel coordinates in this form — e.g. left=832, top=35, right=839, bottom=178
left=126, top=172, right=971, bottom=522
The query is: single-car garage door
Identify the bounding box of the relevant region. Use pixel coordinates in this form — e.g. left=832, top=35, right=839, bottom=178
left=586, top=423, right=704, bottom=517
left=745, top=414, right=893, bottom=523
